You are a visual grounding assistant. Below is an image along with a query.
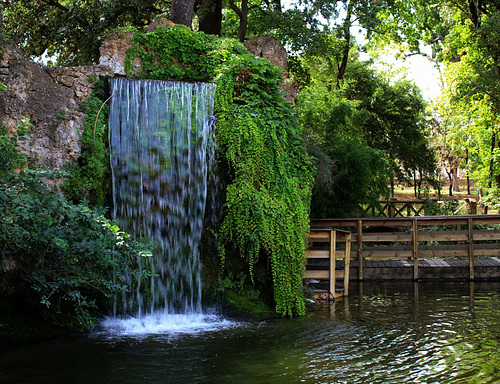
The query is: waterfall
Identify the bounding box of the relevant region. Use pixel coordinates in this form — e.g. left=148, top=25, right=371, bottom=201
left=108, top=78, right=216, bottom=318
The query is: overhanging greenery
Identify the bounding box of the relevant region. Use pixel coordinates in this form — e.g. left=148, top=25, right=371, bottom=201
left=125, top=24, right=313, bottom=316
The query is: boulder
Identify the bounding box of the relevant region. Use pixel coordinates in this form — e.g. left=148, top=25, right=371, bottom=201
left=244, top=34, right=288, bottom=74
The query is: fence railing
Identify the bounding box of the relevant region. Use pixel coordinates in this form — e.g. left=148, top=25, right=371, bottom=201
left=357, top=199, right=479, bottom=217
left=310, top=214, right=500, bottom=281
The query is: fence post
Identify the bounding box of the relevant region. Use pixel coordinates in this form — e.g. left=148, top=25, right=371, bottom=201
left=468, top=218, right=474, bottom=280
left=330, top=229, right=336, bottom=297
left=412, top=219, right=419, bottom=280
left=357, top=220, right=363, bottom=281
left=345, top=233, right=351, bottom=296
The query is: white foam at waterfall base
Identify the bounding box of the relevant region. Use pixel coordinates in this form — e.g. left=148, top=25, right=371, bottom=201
left=100, top=311, right=237, bottom=336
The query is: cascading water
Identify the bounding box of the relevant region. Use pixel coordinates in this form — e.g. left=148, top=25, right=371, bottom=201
left=102, top=78, right=229, bottom=334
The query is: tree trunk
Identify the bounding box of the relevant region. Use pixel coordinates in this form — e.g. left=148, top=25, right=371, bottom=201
left=466, top=148, right=471, bottom=194
left=413, top=172, right=418, bottom=197
left=446, top=168, right=453, bottom=196
left=272, top=0, right=282, bottom=14
left=171, top=0, right=195, bottom=27
left=452, top=167, right=460, bottom=192
left=337, top=0, right=354, bottom=84
left=195, top=0, right=222, bottom=35
left=229, top=0, right=248, bottom=42
left=0, top=1, right=4, bottom=44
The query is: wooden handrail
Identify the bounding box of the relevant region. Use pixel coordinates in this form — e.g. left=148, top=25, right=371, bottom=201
left=310, top=215, right=500, bottom=281
left=306, top=227, right=351, bottom=299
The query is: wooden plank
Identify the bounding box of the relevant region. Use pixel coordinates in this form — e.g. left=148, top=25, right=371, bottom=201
left=344, top=233, right=351, bottom=295
left=309, top=230, right=332, bottom=241
left=357, top=220, right=363, bottom=281
left=474, top=258, right=490, bottom=267
left=419, top=248, right=468, bottom=258
left=363, top=232, right=413, bottom=242
left=417, top=231, right=468, bottom=242
left=413, top=219, right=418, bottom=280
left=304, top=270, right=345, bottom=279
left=362, top=248, right=413, bottom=258
left=475, top=248, right=500, bottom=256
left=330, top=230, right=336, bottom=297
left=468, top=218, right=474, bottom=280
left=306, top=249, right=330, bottom=258
left=472, top=230, right=500, bottom=241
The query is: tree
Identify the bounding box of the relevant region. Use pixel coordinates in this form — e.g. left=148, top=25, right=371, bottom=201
left=195, top=0, right=223, bottom=35
left=229, top=0, right=250, bottom=42
left=2, top=0, right=171, bottom=65
left=376, top=0, right=500, bottom=203
left=297, top=79, right=391, bottom=217
left=170, top=0, right=195, bottom=26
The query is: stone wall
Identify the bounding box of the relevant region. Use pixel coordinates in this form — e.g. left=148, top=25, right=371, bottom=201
left=0, top=42, right=112, bottom=169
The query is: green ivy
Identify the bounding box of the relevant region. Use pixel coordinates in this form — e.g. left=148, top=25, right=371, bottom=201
left=125, top=26, right=313, bottom=317
left=62, top=79, right=111, bottom=207
left=125, top=24, right=246, bottom=81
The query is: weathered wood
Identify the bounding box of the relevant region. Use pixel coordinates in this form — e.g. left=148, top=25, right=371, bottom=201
left=311, top=214, right=500, bottom=228
left=344, top=233, right=351, bottom=295
left=307, top=249, right=348, bottom=258
left=357, top=220, right=363, bottom=281
left=413, top=219, right=418, bottom=280
left=304, top=270, right=344, bottom=279
left=363, top=232, right=413, bottom=242
left=330, top=230, right=336, bottom=296
left=308, top=215, right=500, bottom=283
left=417, top=231, right=468, bottom=242
left=468, top=218, right=474, bottom=280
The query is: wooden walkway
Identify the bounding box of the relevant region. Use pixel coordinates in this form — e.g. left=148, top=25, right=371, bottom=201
left=334, top=257, right=500, bottom=281
left=305, top=215, right=500, bottom=298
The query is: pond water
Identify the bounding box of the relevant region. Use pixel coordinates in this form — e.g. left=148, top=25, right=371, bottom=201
left=1, top=281, right=499, bottom=384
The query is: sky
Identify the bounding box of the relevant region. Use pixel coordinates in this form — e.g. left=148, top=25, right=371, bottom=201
left=369, top=47, right=443, bottom=101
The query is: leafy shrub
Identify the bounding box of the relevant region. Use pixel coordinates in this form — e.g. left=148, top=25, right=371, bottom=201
left=0, top=124, right=152, bottom=328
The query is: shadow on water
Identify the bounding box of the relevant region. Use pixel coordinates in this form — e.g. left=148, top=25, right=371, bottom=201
left=1, top=281, right=499, bottom=384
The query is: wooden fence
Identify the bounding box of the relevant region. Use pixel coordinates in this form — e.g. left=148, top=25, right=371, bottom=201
left=305, top=228, right=351, bottom=299
left=357, top=199, right=479, bottom=217
left=310, top=214, right=500, bottom=281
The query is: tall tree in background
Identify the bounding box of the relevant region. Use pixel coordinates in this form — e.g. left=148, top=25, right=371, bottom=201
left=195, top=0, right=223, bottom=35
left=2, top=0, right=172, bottom=65
left=371, top=0, right=500, bottom=205
left=170, top=0, right=195, bottom=26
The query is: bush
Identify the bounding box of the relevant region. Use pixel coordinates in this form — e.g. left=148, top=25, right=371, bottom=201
left=0, top=124, right=152, bottom=329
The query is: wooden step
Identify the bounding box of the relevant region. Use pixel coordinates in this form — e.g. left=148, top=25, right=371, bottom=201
left=306, top=249, right=348, bottom=258
left=308, top=230, right=332, bottom=241
left=304, top=270, right=345, bottom=279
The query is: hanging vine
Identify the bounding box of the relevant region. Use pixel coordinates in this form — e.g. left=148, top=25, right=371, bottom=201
left=125, top=24, right=313, bottom=316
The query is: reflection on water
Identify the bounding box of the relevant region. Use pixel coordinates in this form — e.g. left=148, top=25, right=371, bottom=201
left=1, top=282, right=499, bottom=384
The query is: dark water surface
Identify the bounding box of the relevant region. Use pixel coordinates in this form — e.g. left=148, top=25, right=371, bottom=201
left=1, top=281, right=499, bottom=384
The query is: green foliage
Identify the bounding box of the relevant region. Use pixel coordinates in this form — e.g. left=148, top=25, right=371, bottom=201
left=214, top=54, right=313, bottom=317
left=2, top=0, right=172, bottom=65
left=126, top=26, right=313, bottom=317
left=126, top=24, right=246, bottom=81
left=0, top=118, right=29, bottom=173
left=423, top=198, right=460, bottom=216
left=297, top=79, right=391, bottom=217
left=62, top=84, right=111, bottom=207
left=0, top=124, right=153, bottom=329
